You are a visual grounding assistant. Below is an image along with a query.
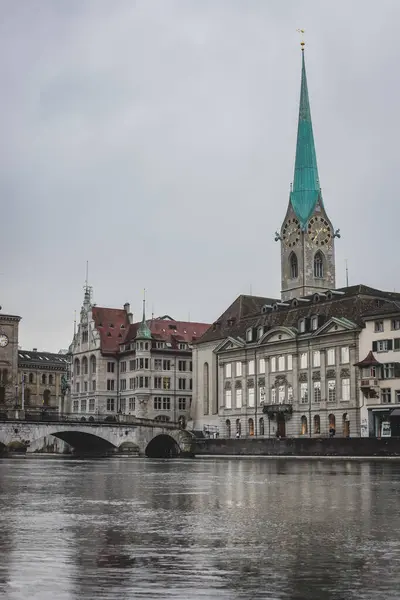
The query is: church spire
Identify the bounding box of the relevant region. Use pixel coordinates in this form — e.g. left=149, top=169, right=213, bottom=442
left=136, top=290, right=152, bottom=340
left=290, top=47, right=322, bottom=229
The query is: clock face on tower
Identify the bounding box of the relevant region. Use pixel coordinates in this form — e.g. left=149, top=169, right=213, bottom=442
left=282, top=218, right=301, bottom=248
left=307, top=216, right=332, bottom=246
left=0, top=334, right=9, bottom=348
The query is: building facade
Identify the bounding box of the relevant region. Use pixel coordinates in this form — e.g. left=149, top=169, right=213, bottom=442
left=68, top=288, right=210, bottom=427
left=18, top=349, right=69, bottom=414
left=0, top=310, right=21, bottom=411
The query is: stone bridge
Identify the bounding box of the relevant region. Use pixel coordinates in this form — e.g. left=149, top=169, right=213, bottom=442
left=0, top=419, right=196, bottom=457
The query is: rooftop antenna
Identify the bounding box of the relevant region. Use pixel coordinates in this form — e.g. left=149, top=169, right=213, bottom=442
left=142, top=288, right=146, bottom=321
left=345, top=259, right=349, bottom=287
left=296, top=28, right=305, bottom=50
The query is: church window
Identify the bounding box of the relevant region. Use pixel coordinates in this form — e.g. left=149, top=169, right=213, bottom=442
left=314, top=252, right=324, bottom=278
left=90, top=355, right=96, bottom=374
left=74, top=359, right=80, bottom=376
left=82, top=356, right=88, bottom=375
left=290, top=252, right=298, bottom=279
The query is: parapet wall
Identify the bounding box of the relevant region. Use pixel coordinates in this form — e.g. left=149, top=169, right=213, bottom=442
left=194, top=437, right=400, bottom=457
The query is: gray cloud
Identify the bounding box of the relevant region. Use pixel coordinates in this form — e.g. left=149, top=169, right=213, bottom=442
left=1, top=0, right=400, bottom=351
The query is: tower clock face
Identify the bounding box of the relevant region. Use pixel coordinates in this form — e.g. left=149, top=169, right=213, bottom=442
left=282, top=218, right=301, bottom=248
left=0, top=334, right=9, bottom=348
left=307, top=216, right=332, bottom=246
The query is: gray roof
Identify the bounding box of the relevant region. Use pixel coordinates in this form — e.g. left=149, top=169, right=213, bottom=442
left=18, top=350, right=69, bottom=369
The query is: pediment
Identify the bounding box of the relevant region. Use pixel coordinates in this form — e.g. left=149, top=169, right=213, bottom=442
left=259, top=327, right=297, bottom=345
left=214, top=336, right=246, bottom=353
left=313, top=317, right=358, bottom=337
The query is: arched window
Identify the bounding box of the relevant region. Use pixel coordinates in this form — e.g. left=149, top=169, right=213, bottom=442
left=42, top=374, right=46, bottom=385
left=301, top=415, right=308, bottom=435
left=314, top=414, right=321, bottom=435
left=48, top=374, right=53, bottom=385
left=90, top=355, right=96, bottom=374
left=226, top=419, right=231, bottom=438
left=74, top=358, right=80, bottom=376
left=290, top=252, right=298, bottom=279
left=29, top=373, right=34, bottom=384
left=343, top=413, right=350, bottom=438
left=314, top=252, right=324, bottom=278
left=82, top=356, right=88, bottom=375
left=259, top=417, right=265, bottom=436
left=236, top=419, right=241, bottom=437
left=248, top=418, right=254, bottom=437
left=329, top=413, right=336, bottom=430
left=43, top=389, right=51, bottom=406
left=203, top=362, right=209, bottom=415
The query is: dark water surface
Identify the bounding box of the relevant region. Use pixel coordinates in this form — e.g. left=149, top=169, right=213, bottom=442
left=0, top=457, right=400, bottom=600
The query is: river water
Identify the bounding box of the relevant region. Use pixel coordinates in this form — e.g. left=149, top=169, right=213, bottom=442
left=0, top=457, right=400, bottom=600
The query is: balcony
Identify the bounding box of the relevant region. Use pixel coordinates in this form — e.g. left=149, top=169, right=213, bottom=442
left=262, top=403, right=293, bottom=416
left=360, top=379, right=379, bottom=388
left=360, top=378, right=380, bottom=399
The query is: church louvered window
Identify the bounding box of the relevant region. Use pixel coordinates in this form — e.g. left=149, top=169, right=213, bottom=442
left=290, top=252, right=298, bottom=279
left=314, top=252, right=323, bottom=278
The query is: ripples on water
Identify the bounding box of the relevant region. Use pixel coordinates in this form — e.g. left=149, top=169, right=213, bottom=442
left=0, top=457, right=400, bottom=600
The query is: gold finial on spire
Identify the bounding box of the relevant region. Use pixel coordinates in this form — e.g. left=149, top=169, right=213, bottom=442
left=296, top=28, right=305, bottom=50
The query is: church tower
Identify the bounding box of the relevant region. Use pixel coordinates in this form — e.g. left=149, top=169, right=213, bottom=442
left=279, top=44, right=338, bottom=301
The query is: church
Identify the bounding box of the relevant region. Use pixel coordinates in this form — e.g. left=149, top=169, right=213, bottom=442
left=192, top=45, right=400, bottom=439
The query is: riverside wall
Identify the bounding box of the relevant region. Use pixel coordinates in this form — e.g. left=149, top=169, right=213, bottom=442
left=194, top=437, right=400, bottom=457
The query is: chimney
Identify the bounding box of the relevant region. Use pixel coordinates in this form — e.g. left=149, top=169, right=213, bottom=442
left=128, top=312, right=133, bottom=324
left=33, top=348, right=37, bottom=352
left=124, top=302, right=130, bottom=314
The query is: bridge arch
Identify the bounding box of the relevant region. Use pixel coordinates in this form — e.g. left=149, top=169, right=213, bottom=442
left=145, top=429, right=195, bottom=458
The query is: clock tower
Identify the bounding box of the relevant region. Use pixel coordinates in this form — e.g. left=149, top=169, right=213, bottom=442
left=278, top=46, right=338, bottom=301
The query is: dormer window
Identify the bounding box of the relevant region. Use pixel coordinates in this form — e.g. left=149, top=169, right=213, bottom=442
left=311, top=316, right=319, bottom=331
left=110, top=323, right=114, bottom=328
left=257, top=326, right=264, bottom=340
left=246, top=328, right=253, bottom=342
left=107, top=332, right=112, bottom=337
left=299, top=319, right=306, bottom=333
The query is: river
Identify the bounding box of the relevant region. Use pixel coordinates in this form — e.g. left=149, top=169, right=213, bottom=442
left=0, top=457, right=400, bottom=599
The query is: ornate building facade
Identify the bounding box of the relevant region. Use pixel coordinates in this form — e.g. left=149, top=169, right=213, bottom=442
left=18, top=349, right=69, bottom=414
left=192, top=47, right=400, bottom=438
left=0, top=309, right=21, bottom=411
left=68, top=287, right=210, bottom=427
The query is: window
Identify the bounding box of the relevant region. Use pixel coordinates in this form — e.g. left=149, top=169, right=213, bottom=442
left=138, top=376, right=149, bottom=388
left=396, top=390, right=400, bottom=403
left=271, top=388, right=276, bottom=404
left=375, top=320, right=384, bottom=332
left=341, top=346, right=350, bottom=364
left=163, top=360, right=171, bottom=370
left=179, top=343, right=187, bottom=350
left=278, top=356, right=285, bottom=372
left=314, top=414, right=321, bottom=435
left=154, top=377, right=162, bottom=389
left=329, top=413, right=336, bottom=431
left=327, top=348, right=335, bottom=365
left=129, top=377, right=135, bottom=389
left=248, top=360, right=255, bottom=376
left=225, top=363, right=232, bottom=378
left=107, top=362, right=115, bottom=373
left=42, top=374, right=46, bottom=385
left=259, top=358, right=265, bottom=374
left=311, top=316, right=318, bottom=331
left=278, top=385, right=285, bottom=404
left=287, top=386, right=293, bottom=402
left=300, top=352, right=308, bottom=369
left=120, top=379, right=126, bottom=391
left=313, top=381, right=321, bottom=402
left=314, top=252, right=323, bottom=278
left=90, top=355, right=96, bottom=374
left=89, top=399, right=95, bottom=412
left=178, top=378, right=186, bottom=390
left=270, top=357, right=276, bottom=373
left=236, top=362, right=242, bottom=377
left=92, top=380, right=96, bottom=391
left=120, top=361, right=127, bottom=373
left=226, top=419, right=231, bottom=438
left=75, top=382, right=80, bottom=393
left=225, top=390, right=232, bottom=409
left=373, top=340, right=392, bottom=352
left=163, top=377, right=171, bottom=390
left=248, top=418, right=254, bottom=436
left=178, top=398, right=186, bottom=410
left=129, top=360, right=135, bottom=371
left=248, top=388, right=255, bottom=408
left=382, top=388, right=391, bottom=404
left=246, top=329, right=253, bottom=342
left=190, top=378, right=192, bottom=390
left=154, top=359, right=162, bottom=370
left=162, top=397, right=171, bottom=410
left=129, top=397, right=135, bottom=411
left=313, top=350, right=320, bottom=368
left=287, top=354, right=293, bottom=371
left=300, top=383, right=308, bottom=403
left=299, top=319, right=306, bottom=333
left=189, top=361, right=193, bottom=371
left=107, top=379, right=115, bottom=391
left=236, top=389, right=242, bottom=409
left=257, top=327, right=264, bottom=340
left=328, top=380, right=336, bottom=402
left=259, top=418, right=265, bottom=436
left=49, top=374, right=53, bottom=385
left=82, top=330, right=88, bottom=343
left=74, top=359, right=80, bottom=376
left=341, top=378, right=350, bottom=401
left=84, top=381, right=88, bottom=392
left=301, top=415, right=308, bottom=435
left=178, top=361, right=186, bottom=371
left=290, top=252, right=298, bottom=279
left=203, top=363, right=209, bottom=414
left=120, top=398, right=126, bottom=413
left=73, top=400, right=79, bottom=413
left=81, top=399, right=87, bottom=412
left=392, top=320, right=400, bottom=331
left=236, top=419, right=241, bottom=436
left=383, top=363, right=395, bottom=379
left=43, top=389, right=51, bottom=406
left=29, top=373, right=34, bottom=384
left=154, top=397, right=162, bottom=410
left=107, top=398, right=115, bottom=412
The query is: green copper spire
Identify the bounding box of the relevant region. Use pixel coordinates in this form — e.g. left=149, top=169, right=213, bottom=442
left=136, top=291, right=152, bottom=340
left=290, top=49, right=322, bottom=229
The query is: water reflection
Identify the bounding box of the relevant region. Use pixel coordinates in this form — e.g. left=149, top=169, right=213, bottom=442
left=0, top=458, right=400, bottom=599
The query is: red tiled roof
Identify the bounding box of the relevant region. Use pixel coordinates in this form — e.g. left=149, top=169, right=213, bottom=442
left=92, top=307, right=130, bottom=353
left=124, top=318, right=210, bottom=348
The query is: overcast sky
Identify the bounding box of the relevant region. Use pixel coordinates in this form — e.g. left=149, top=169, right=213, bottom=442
left=1, top=0, right=400, bottom=352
